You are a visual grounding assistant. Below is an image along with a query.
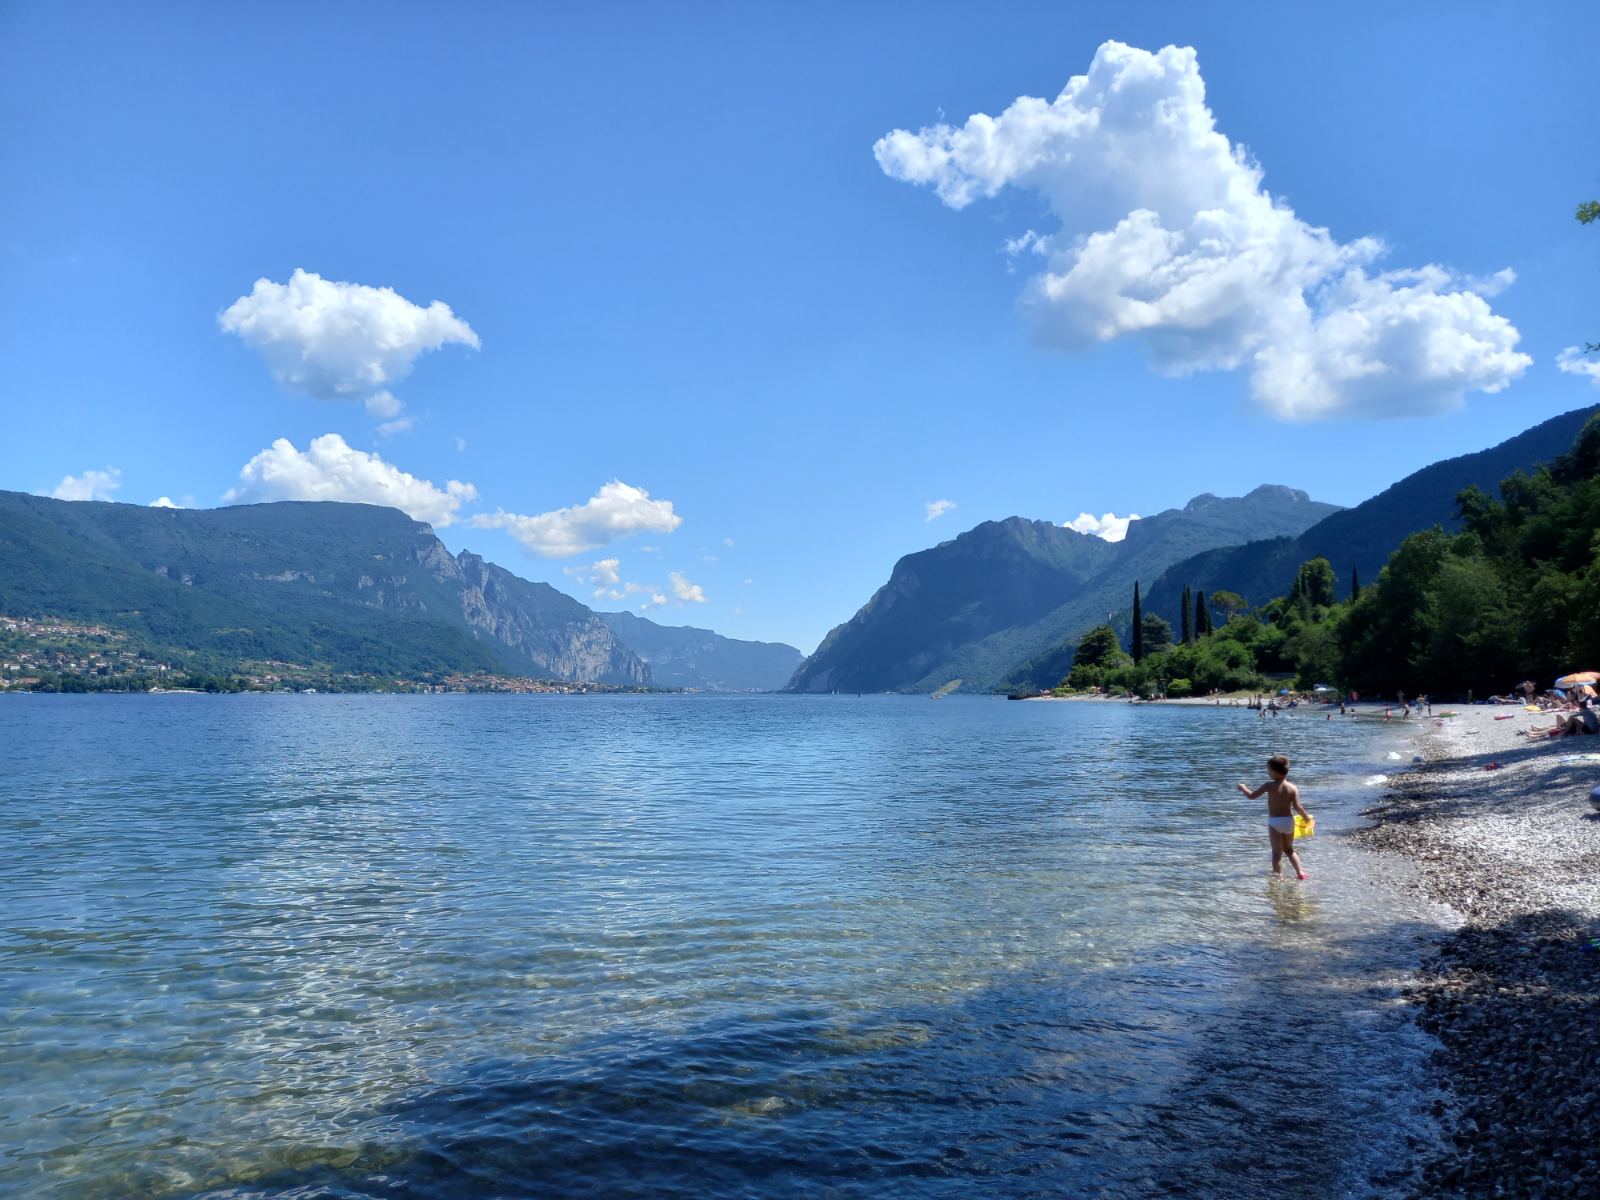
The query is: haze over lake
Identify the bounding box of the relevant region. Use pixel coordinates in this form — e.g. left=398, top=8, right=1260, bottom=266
left=3, top=695, right=1447, bottom=1199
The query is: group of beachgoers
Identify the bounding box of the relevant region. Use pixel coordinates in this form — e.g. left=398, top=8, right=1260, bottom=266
left=1520, top=682, right=1600, bottom=739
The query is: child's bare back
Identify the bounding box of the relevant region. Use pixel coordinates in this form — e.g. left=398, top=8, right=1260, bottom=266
left=1263, top=777, right=1298, bottom=819
left=1236, top=754, right=1310, bottom=880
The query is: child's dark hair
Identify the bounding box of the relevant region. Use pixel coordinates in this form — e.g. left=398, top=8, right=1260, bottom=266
left=1267, top=754, right=1290, bottom=776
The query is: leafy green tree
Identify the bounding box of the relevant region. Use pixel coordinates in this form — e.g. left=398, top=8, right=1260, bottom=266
left=1073, top=624, right=1124, bottom=669
left=1132, top=581, right=1144, bottom=663
left=1288, top=557, right=1337, bottom=609
left=1180, top=585, right=1193, bottom=644
left=1194, top=590, right=1213, bottom=637
left=1140, top=612, right=1173, bottom=655
left=1210, top=590, right=1247, bottom=622
left=1339, top=528, right=1452, bottom=692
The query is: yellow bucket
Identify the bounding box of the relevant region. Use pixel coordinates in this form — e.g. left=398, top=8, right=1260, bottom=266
left=1293, top=814, right=1315, bottom=840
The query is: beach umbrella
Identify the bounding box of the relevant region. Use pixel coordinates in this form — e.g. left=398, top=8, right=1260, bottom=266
left=1555, top=671, right=1600, bottom=688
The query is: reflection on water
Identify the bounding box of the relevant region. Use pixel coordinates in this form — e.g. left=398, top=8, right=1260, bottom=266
left=0, top=695, right=1448, bottom=1198
left=1266, top=876, right=1320, bottom=924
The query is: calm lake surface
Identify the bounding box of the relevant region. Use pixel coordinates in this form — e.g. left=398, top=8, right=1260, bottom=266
left=1, top=694, right=1450, bottom=1198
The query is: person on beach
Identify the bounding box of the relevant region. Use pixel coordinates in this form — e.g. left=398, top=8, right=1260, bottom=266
left=1237, top=754, right=1311, bottom=880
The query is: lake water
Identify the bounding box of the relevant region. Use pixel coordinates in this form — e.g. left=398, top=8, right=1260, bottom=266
left=1, top=694, right=1452, bottom=1199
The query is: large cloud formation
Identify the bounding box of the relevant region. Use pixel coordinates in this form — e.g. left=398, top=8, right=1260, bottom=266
left=222, top=433, right=478, bottom=527
left=875, top=42, right=1530, bottom=420
left=471, top=481, right=683, bottom=558
left=219, top=269, right=479, bottom=400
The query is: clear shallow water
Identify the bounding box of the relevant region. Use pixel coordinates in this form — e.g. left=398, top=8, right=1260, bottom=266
left=1, top=695, right=1449, bottom=1198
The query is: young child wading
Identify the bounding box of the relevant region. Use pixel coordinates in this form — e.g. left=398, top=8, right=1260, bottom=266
left=1236, top=754, right=1311, bottom=880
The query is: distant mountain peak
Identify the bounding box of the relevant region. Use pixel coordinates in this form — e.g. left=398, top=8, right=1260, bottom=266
left=1244, top=484, right=1313, bottom=503
left=1183, top=485, right=1310, bottom=512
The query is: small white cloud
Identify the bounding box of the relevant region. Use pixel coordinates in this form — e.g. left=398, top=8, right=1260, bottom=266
left=723, top=536, right=736, bottom=547
left=701, top=554, right=719, bottom=563
left=376, top=416, right=415, bottom=438
left=590, top=557, right=622, bottom=586
left=669, top=571, right=707, bottom=603
left=734, top=605, right=743, bottom=615
left=471, top=481, right=682, bottom=558
left=150, top=496, right=181, bottom=508
left=455, top=436, right=467, bottom=452
left=1003, top=229, right=1049, bottom=258
left=875, top=41, right=1530, bottom=419
left=365, top=390, right=404, bottom=419
left=219, top=268, right=479, bottom=400
left=744, top=578, right=754, bottom=585
left=925, top=498, right=957, bottom=522
left=1065, top=511, right=1140, bottom=542
left=638, top=592, right=667, bottom=610
left=1557, top=346, right=1600, bottom=385
left=222, top=433, right=477, bottom=527
left=48, top=468, right=121, bottom=502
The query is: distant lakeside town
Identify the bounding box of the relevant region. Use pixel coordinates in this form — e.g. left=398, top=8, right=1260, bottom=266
left=0, top=614, right=662, bottom=695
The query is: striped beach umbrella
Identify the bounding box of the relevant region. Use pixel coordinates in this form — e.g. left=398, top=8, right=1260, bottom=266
left=1554, top=671, right=1600, bottom=688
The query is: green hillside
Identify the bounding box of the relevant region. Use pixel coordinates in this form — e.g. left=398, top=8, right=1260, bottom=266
left=786, top=486, right=1337, bottom=694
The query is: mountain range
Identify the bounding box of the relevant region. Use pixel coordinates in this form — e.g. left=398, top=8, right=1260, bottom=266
left=786, top=405, right=1600, bottom=695
left=785, top=486, right=1339, bottom=694
left=0, top=491, right=800, bottom=691
left=1127, top=405, right=1600, bottom=660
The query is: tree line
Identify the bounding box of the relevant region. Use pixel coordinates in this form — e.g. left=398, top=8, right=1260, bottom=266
left=1062, top=414, right=1600, bottom=700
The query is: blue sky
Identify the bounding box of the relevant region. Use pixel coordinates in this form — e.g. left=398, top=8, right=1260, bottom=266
left=2, top=2, right=1595, bottom=653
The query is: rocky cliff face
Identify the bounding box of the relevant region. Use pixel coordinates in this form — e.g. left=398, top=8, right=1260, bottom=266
left=454, top=552, right=650, bottom=686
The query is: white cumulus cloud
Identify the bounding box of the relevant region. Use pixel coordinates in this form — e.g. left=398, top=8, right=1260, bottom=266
left=219, top=269, right=479, bottom=400
left=222, top=433, right=478, bottom=527
left=150, top=496, right=181, bottom=508
left=48, top=468, right=121, bottom=502
left=875, top=41, right=1530, bottom=420
left=563, top=557, right=626, bottom=598
left=669, top=571, right=707, bottom=603
left=1557, top=346, right=1600, bottom=385
left=471, top=481, right=682, bottom=558
left=1065, top=511, right=1140, bottom=542
left=376, top=416, right=415, bottom=438
left=365, top=390, right=404, bottom=418
left=925, top=498, right=957, bottom=522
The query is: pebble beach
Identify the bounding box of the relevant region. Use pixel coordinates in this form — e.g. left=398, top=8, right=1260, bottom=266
left=1353, top=707, right=1600, bottom=1198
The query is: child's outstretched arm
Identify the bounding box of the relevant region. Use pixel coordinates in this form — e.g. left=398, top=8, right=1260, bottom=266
left=1236, top=782, right=1267, bottom=799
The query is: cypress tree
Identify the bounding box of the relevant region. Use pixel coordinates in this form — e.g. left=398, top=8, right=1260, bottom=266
left=1350, top=565, right=1361, bottom=602
left=1181, top=585, right=1193, bottom=644
left=1195, top=590, right=1212, bottom=637
left=1132, top=582, right=1144, bottom=663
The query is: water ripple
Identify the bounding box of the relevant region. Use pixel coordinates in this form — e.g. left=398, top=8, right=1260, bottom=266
left=0, top=695, right=1447, bottom=1198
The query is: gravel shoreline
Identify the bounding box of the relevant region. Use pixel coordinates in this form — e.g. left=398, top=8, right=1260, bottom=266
left=1352, top=708, right=1600, bottom=1198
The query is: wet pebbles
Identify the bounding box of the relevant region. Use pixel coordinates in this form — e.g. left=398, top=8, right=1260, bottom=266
left=1354, top=712, right=1600, bottom=1198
